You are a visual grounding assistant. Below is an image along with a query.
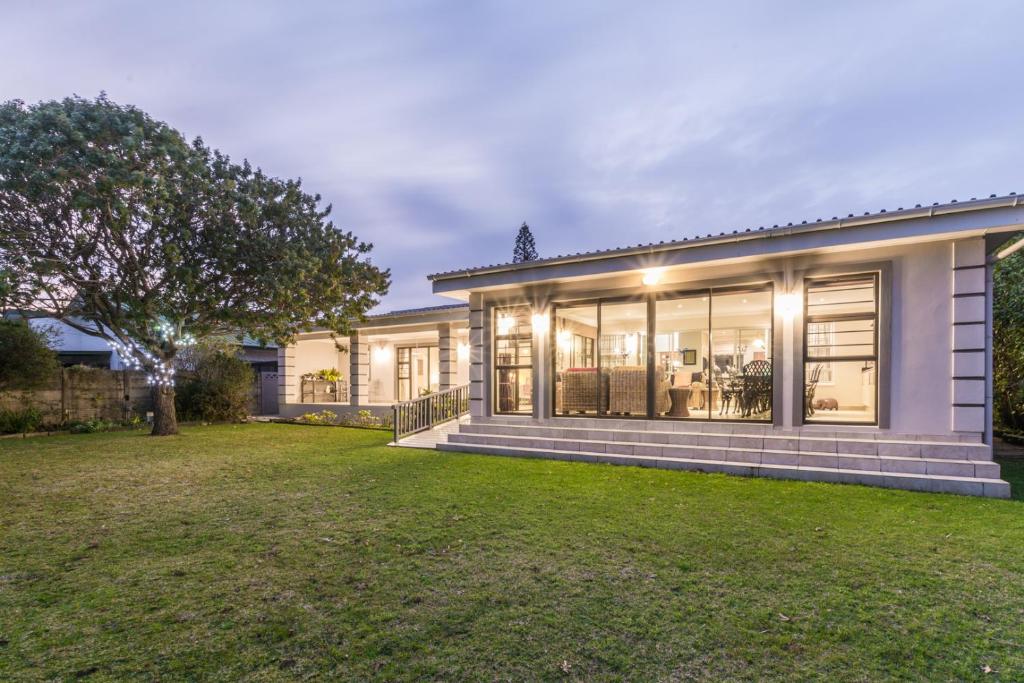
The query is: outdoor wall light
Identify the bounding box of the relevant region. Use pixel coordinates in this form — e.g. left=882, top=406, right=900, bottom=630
left=531, top=312, right=550, bottom=333
left=457, top=342, right=470, bottom=360
left=641, top=268, right=663, bottom=286
left=372, top=344, right=391, bottom=362
left=777, top=292, right=802, bottom=318
left=556, top=329, right=571, bottom=350
left=497, top=314, right=515, bottom=335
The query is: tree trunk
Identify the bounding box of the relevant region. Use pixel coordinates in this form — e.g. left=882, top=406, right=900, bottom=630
left=151, top=385, right=178, bottom=436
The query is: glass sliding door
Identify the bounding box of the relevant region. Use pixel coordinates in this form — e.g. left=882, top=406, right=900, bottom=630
left=396, top=345, right=440, bottom=400
left=554, top=304, right=600, bottom=415
left=546, top=284, right=773, bottom=422
left=494, top=307, right=533, bottom=414
left=710, top=289, right=773, bottom=421
left=804, top=274, right=878, bottom=424
left=654, top=295, right=710, bottom=418
left=598, top=301, right=648, bottom=416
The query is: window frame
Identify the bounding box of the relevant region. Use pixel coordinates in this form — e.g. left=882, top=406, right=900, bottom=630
left=493, top=306, right=534, bottom=415
left=548, top=282, right=774, bottom=422
left=802, top=272, right=880, bottom=426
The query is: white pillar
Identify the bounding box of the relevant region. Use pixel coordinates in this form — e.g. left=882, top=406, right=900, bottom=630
left=438, top=323, right=458, bottom=390
left=349, top=335, right=369, bottom=406
left=278, top=344, right=298, bottom=406
left=469, top=293, right=486, bottom=418
left=951, top=238, right=987, bottom=438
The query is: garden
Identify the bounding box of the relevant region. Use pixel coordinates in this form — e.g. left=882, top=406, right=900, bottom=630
left=1, top=423, right=1023, bottom=680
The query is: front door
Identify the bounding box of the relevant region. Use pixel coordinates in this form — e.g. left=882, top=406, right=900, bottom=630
left=397, top=345, right=440, bottom=400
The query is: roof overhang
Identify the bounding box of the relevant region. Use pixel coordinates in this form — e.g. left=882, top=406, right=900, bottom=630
left=431, top=195, right=1024, bottom=297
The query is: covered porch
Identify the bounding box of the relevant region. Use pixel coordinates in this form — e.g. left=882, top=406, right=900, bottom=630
left=276, top=304, right=470, bottom=419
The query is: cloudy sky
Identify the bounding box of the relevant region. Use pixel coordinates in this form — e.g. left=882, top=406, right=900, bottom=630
left=2, top=1, right=1022, bottom=311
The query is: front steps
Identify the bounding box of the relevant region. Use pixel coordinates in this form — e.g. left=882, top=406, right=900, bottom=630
left=435, top=417, right=1010, bottom=498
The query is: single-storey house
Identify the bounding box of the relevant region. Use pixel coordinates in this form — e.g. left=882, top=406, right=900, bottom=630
left=279, top=194, right=1024, bottom=497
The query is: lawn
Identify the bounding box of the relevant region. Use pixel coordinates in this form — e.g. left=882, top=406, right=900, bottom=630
left=1, top=425, right=1022, bottom=681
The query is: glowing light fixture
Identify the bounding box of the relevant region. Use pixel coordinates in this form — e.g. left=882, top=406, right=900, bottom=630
left=556, top=329, right=571, bottom=350
left=641, top=269, right=663, bottom=286
left=531, top=312, right=550, bottom=333
left=777, top=292, right=802, bottom=318
left=457, top=342, right=470, bottom=360
left=372, top=343, right=391, bottom=362
left=752, top=338, right=765, bottom=350
left=497, top=314, right=515, bottom=335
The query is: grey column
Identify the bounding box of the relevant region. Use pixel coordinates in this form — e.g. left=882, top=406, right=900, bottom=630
left=951, top=238, right=987, bottom=438
left=349, top=335, right=369, bottom=406
left=469, top=293, right=486, bottom=418
left=438, top=323, right=457, bottom=390
left=278, top=344, right=298, bottom=407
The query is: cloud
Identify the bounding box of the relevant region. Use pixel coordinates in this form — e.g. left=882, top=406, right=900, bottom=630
left=1, top=0, right=1022, bottom=311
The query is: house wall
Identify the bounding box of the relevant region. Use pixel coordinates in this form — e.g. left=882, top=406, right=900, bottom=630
left=471, top=236, right=987, bottom=440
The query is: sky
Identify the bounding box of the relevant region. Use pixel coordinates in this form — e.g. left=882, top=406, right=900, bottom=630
left=2, top=1, right=1023, bottom=312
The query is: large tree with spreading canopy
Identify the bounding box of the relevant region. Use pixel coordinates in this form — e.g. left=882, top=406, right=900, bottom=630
left=0, top=95, right=389, bottom=435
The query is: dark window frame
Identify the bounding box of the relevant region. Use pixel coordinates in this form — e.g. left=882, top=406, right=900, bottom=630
left=548, top=282, right=774, bottom=422
left=802, top=272, right=880, bottom=426
left=493, top=307, right=534, bottom=415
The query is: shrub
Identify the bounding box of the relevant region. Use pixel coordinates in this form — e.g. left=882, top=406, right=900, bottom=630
left=297, top=410, right=339, bottom=425
left=0, top=407, right=43, bottom=434
left=0, top=320, right=58, bottom=391
left=176, top=350, right=254, bottom=423
left=67, top=418, right=118, bottom=434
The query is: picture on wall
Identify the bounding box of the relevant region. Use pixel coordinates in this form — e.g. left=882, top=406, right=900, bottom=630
left=682, top=349, right=697, bottom=365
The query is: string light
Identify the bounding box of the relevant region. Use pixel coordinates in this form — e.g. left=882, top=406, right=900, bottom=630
left=107, top=321, right=197, bottom=388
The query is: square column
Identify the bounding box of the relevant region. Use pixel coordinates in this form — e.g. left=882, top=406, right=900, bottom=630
left=469, top=293, right=486, bottom=417
left=951, top=238, right=987, bottom=437
left=278, top=344, right=298, bottom=407
left=438, top=323, right=458, bottom=390
left=349, top=335, right=369, bottom=406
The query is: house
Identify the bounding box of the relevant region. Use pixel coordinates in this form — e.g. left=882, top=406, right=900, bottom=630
left=280, top=194, right=1024, bottom=497
left=276, top=304, right=470, bottom=418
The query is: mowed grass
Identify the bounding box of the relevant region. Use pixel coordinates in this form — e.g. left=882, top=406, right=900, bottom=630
left=1, top=425, right=1023, bottom=681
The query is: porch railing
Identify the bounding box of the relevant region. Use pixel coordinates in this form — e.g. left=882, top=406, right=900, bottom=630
left=393, top=384, right=470, bottom=442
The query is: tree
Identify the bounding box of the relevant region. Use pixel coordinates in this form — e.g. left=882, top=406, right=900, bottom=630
left=513, top=222, right=538, bottom=262
left=0, top=319, right=58, bottom=391
left=0, top=95, right=389, bottom=435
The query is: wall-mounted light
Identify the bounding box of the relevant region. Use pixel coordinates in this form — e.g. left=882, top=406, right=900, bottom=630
left=372, top=343, right=391, bottom=362
left=497, top=314, right=515, bottom=335
left=457, top=342, right=470, bottom=360
left=531, top=312, right=549, bottom=333
left=752, top=338, right=765, bottom=350
left=556, top=329, right=571, bottom=350
left=777, top=292, right=802, bottom=318
left=641, top=268, right=663, bottom=286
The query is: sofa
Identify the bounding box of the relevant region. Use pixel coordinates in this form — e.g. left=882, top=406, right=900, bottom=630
left=559, top=367, right=608, bottom=413
left=608, top=365, right=671, bottom=416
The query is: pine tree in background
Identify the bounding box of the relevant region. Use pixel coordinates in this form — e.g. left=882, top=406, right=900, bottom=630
left=513, top=222, right=538, bottom=262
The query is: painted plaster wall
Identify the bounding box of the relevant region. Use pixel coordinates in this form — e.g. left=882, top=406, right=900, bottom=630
left=475, top=237, right=967, bottom=437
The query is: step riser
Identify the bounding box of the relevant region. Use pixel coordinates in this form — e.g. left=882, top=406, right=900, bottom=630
left=471, top=416, right=984, bottom=443
left=447, top=433, right=1000, bottom=479
left=435, top=443, right=1011, bottom=499
left=458, top=424, right=992, bottom=461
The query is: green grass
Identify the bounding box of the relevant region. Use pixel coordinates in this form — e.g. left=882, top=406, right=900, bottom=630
left=1, top=425, right=1022, bottom=681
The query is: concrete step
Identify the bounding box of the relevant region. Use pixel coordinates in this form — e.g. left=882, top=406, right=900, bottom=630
left=446, top=432, right=1001, bottom=479
left=457, top=421, right=993, bottom=461
left=436, top=441, right=1011, bottom=498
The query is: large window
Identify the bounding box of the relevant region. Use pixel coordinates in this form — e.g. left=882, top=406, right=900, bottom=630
left=494, top=307, right=533, bottom=414
left=804, top=274, right=878, bottom=424
left=552, top=285, right=772, bottom=421
left=396, top=345, right=439, bottom=401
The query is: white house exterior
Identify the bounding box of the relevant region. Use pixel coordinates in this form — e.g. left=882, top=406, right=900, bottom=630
left=276, top=304, right=470, bottom=419
left=280, top=194, right=1024, bottom=497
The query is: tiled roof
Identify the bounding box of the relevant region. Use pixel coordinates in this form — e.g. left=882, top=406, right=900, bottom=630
left=428, top=192, right=1021, bottom=281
